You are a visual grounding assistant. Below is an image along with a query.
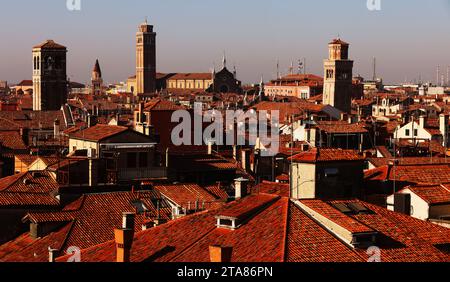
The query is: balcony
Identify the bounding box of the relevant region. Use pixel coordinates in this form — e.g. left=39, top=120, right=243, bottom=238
left=117, top=166, right=167, bottom=181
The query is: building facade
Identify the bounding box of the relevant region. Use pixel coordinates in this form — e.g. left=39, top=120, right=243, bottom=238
left=265, top=74, right=323, bottom=99
left=32, top=40, right=67, bottom=111
left=136, top=20, right=156, bottom=95
left=323, top=39, right=354, bottom=113
left=167, top=73, right=213, bottom=90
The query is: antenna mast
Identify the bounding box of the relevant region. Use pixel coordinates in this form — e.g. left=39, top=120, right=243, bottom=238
left=372, top=57, right=377, bottom=81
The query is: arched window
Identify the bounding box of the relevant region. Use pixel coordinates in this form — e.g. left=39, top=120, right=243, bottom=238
left=34, top=57, right=36, bottom=70
left=37, top=56, right=40, bottom=70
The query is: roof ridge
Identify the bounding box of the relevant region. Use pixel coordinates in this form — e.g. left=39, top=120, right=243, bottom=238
left=280, top=198, right=290, bottom=262
left=58, top=221, right=77, bottom=253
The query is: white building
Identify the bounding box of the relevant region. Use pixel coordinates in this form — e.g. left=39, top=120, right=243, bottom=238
left=393, top=114, right=448, bottom=146
left=387, top=184, right=450, bottom=228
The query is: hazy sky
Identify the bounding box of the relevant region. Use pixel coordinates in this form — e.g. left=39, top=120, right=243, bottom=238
left=1, top=0, right=450, bottom=85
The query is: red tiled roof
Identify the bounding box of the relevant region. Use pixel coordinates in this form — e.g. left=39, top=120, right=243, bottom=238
left=347, top=200, right=450, bottom=262
left=153, top=184, right=225, bottom=211
left=218, top=194, right=279, bottom=220
left=17, top=80, right=33, bottom=87
left=203, top=184, right=229, bottom=200
left=0, top=171, right=58, bottom=194
left=168, top=73, right=212, bottom=81
left=365, top=164, right=450, bottom=184
left=403, top=183, right=450, bottom=205
left=69, top=124, right=128, bottom=142
left=368, top=157, right=450, bottom=168
left=0, top=192, right=59, bottom=207
left=286, top=201, right=362, bottom=262
left=315, top=121, right=368, bottom=134
left=33, top=40, right=66, bottom=50
left=252, top=181, right=290, bottom=198
left=0, top=131, right=27, bottom=150
left=142, top=98, right=184, bottom=111
left=55, top=196, right=450, bottom=262
left=0, top=222, right=74, bottom=262
left=289, top=148, right=364, bottom=163
left=300, top=199, right=374, bottom=234
left=329, top=38, right=349, bottom=45
left=0, top=191, right=172, bottom=262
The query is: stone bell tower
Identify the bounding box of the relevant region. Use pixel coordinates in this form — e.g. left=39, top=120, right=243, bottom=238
left=323, top=38, right=353, bottom=113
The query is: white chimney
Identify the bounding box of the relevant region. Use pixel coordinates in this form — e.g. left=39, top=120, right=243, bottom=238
left=234, top=177, right=249, bottom=199
left=208, top=141, right=213, bottom=155
left=419, top=116, right=426, bottom=129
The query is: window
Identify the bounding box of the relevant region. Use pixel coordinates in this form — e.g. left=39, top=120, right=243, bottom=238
left=127, top=152, right=137, bottom=168
left=324, top=168, right=339, bottom=178
left=405, top=129, right=410, bottom=136
left=414, top=129, right=418, bottom=137
left=139, top=152, right=148, bottom=168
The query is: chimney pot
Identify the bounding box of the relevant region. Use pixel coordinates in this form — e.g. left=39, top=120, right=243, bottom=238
left=48, top=247, right=57, bottom=263
left=122, top=212, right=135, bottom=230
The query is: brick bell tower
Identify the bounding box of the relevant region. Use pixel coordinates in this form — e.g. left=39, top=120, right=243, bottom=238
left=32, top=40, right=67, bottom=111
left=323, top=38, right=354, bottom=113
left=136, top=19, right=156, bottom=95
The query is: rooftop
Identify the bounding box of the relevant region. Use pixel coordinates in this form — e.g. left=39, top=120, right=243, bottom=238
left=289, top=148, right=364, bottom=163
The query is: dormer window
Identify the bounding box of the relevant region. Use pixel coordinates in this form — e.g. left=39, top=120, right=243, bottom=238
left=216, top=216, right=237, bottom=229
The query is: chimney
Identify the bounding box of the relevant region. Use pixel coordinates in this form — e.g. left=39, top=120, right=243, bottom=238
left=48, top=247, right=57, bottom=263
left=234, top=177, right=249, bottom=199
left=241, top=149, right=251, bottom=172
left=440, top=114, right=449, bottom=146
left=114, top=212, right=135, bottom=263
left=54, top=119, right=60, bottom=139
left=419, top=116, right=426, bottom=128
left=232, top=145, right=237, bottom=161
left=87, top=115, right=97, bottom=128
left=208, top=141, right=213, bottom=155
left=209, top=245, right=232, bottom=263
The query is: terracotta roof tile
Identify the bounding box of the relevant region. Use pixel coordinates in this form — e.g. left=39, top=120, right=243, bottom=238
left=33, top=40, right=66, bottom=50
left=289, top=148, right=364, bottom=163
left=69, top=124, right=128, bottom=142
left=54, top=195, right=450, bottom=262
left=404, top=183, right=450, bottom=204
left=153, top=184, right=225, bottom=211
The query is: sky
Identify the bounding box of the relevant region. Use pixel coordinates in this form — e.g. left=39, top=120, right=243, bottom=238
left=0, top=0, right=450, bottom=85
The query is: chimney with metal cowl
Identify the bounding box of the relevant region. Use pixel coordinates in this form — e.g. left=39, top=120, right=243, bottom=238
left=209, top=245, right=232, bottom=263
left=114, top=212, right=135, bottom=262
